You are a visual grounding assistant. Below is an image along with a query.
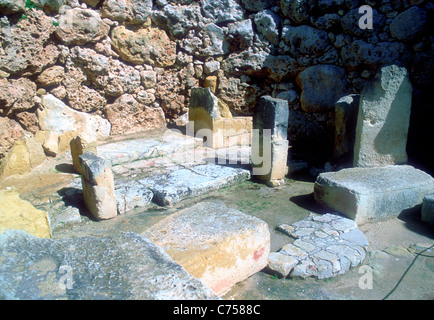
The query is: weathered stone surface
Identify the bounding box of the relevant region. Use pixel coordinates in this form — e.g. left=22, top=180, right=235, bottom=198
left=104, top=94, right=166, bottom=136
left=0, top=135, right=45, bottom=177
left=38, top=94, right=111, bottom=139
left=36, top=66, right=65, bottom=88
left=280, top=0, right=315, bottom=24
left=70, top=133, right=98, bottom=175
left=226, top=19, right=254, bottom=50
left=334, top=94, right=359, bottom=162
left=55, top=8, right=110, bottom=45
left=110, top=26, right=176, bottom=67
left=270, top=213, right=368, bottom=279
left=101, top=0, right=153, bottom=25
left=0, top=77, right=36, bottom=116
left=79, top=151, right=117, bottom=220
left=253, top=96, right=288, bottom=142
left=144, top=201, right=270, bottom=295
left=389, top=6, right=428, bottom=41
left=0, top=189, right=50, bottom=239
left=0, top=229, right=218, bottom=299
left=139, top=164, right=250, bottom=206
left=314, top=165, right=434, bottom=225
left=297, top=64, right=350, bottom=113
left=421, top=195, right=434, bottom=226
left=254, top=10, right=281, bottom=45
left=281, top=25, right=329, bottom=58
left=0, top=117, right=25, bottom=159
left=189, top=87, right=220, bottom=131
left=114, top=180, right=153, bottom=215
left=201, top=0, right=244, bottom=24
left=353, top=65, right=412, bottom=167
left=0, top=10, right=58, bottom=75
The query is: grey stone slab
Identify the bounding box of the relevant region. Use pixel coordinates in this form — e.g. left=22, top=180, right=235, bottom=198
left=314, top=165, right=434, bottom=224
left=421, top=194, right=434, bottom=226
left=0, top=229, right=218, bottom=300
left=139, top=164, right=250, bottom=206
left=114, top=180, right=153, bottom=215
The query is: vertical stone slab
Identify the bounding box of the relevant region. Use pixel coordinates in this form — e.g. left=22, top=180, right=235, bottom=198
left=353, top=65, right=412, bottom=167
left=421, top=195, right=434, bottom=226
left=70, top=133, right=98, bottom=175
left=334, top=94, right=359, bottom=163
left=78, top=151, right=117, bottom=220
left=252, top=96, right=289, bottom=186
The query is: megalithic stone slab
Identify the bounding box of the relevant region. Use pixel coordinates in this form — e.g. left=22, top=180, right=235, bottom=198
left=334, top=94, right=359, bottom=163
left=0, top=229, right=219, bottom=300
left=78, top=151, right=117, bottom=220
left=144, top=201, right=270, bottom=296
left=314, top=165, right=434, bottom=225
left=353, top=65, right=412, bottom=167
left=253, top=95, right=289, bottom=142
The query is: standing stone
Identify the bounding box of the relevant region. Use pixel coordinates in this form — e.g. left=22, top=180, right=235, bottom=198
left=252, top=96, right=289, bottom=186
left=334, top=94, right=359, bottom=163
left=78, top=151, right=117, bottom=220
left=353, top=65, right=412, bottom=167
left=70, top=133, right=98, bottom=175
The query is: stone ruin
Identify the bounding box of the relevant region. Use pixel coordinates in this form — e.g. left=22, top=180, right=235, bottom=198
left=0, top=0, right=433, bottom=300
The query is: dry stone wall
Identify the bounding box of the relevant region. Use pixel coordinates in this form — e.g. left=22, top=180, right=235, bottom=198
left=0, top=0, right=432, bottom=172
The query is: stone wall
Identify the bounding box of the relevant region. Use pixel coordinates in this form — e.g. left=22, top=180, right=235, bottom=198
left=0, top=0, right=432, bottom=173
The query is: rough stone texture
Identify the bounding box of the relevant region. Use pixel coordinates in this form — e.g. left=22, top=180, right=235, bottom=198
left=36, top=66, right=65, bottom=88
left=55, top=8, right=110, bottom=45
left=421, top=195, right=434, bottom=226
left=144, top=201, right=270, bottom=295
left=114, top=179, right=153, bottom=215
left=0, top=189, right=51, bottom=239
left=110, top=26, right=176, bottom=67
left=104, top=94, right=166, bottom=135
left=38, top=94, right=111, bottom=139
left=78, top=151, right=117, bottom=220
left=314, top=165, right=434, bottom=225
left=0, top=117, right=25, bottom=159
left=269, top=213, right=368, bottom=279
left=0, top=135, right=46, bottom=177
left=389, top=6, right=428, bottom=41
left=353, top=65, right=412, bottom=167
left=252, top=96, right=289, bottom=185
left=101, top=0, right=153, bottom=25
left=0, top=10, right=58, bottom=75
left=0, top=77, right=36, bottom=116
left=334, top=94, right=359, bottom=162
left=0, top=229, right=219, bottom=300
left=297, top=65, right=350, bottom=113
left=139, top=164, right=250, bottom=206
left=70, top=133, right=98, bottom=175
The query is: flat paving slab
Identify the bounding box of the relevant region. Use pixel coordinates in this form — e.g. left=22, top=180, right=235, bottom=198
left=314, top=165, right=434, bottom=224
left=139, top=164, right=251, bottom=206
left=144, top=201, right=270, bottom=295
left=0, top=229, right=218, bottom=300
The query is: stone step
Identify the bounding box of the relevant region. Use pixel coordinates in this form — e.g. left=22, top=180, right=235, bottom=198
left=0, top=229, right=219, bottom=300
left=314, top=165, right=434, bottom=225
left=139, top=163, right=251, bottom=207
left=143, top=201, right=270, bottom=295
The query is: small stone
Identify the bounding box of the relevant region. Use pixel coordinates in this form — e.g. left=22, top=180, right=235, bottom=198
left=280, top=243, right=308, bottom=260
left=293, top=239, right=316, bottom=253
left=267, top=252, right=298, bottom=278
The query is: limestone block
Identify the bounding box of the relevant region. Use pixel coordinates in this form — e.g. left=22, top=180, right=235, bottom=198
left=0, top=189, right=50, bottom=238
left=114, top=180, right=153, bottom=215
left=253, top=95, right=289, bottom=142
left=78, top=151, right=117, bottom=220
left=70, top=133, right=98, bottom=175
left=353, top=65, right=412, bottom=167
left=421, top=195, right=434, bottom=226
left=314, top=165, right=434, bottom=225
left=144, top=201, right=270, bottom=295
left=0, top=230, right=218, bottom=299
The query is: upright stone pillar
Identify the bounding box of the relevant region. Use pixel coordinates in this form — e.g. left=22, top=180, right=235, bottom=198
left=78, top=151, right=117, bottom=220
left=70, top=133, right=97, bottom=175
left=353, top=65, right=412, bottom=167
left=252, top=96, right=289, bottom=187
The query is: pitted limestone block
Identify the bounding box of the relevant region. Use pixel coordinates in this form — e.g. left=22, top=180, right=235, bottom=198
left=78, top=151, right=117, bottom=220
left=144, top=201, right=270, bottom=295
left=353, top=65, right=412, bottom=167
left=314, top=165, right=434, bottom=225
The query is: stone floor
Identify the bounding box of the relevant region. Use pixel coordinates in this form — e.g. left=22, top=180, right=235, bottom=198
left=0, top=128, right=433, bottom=300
